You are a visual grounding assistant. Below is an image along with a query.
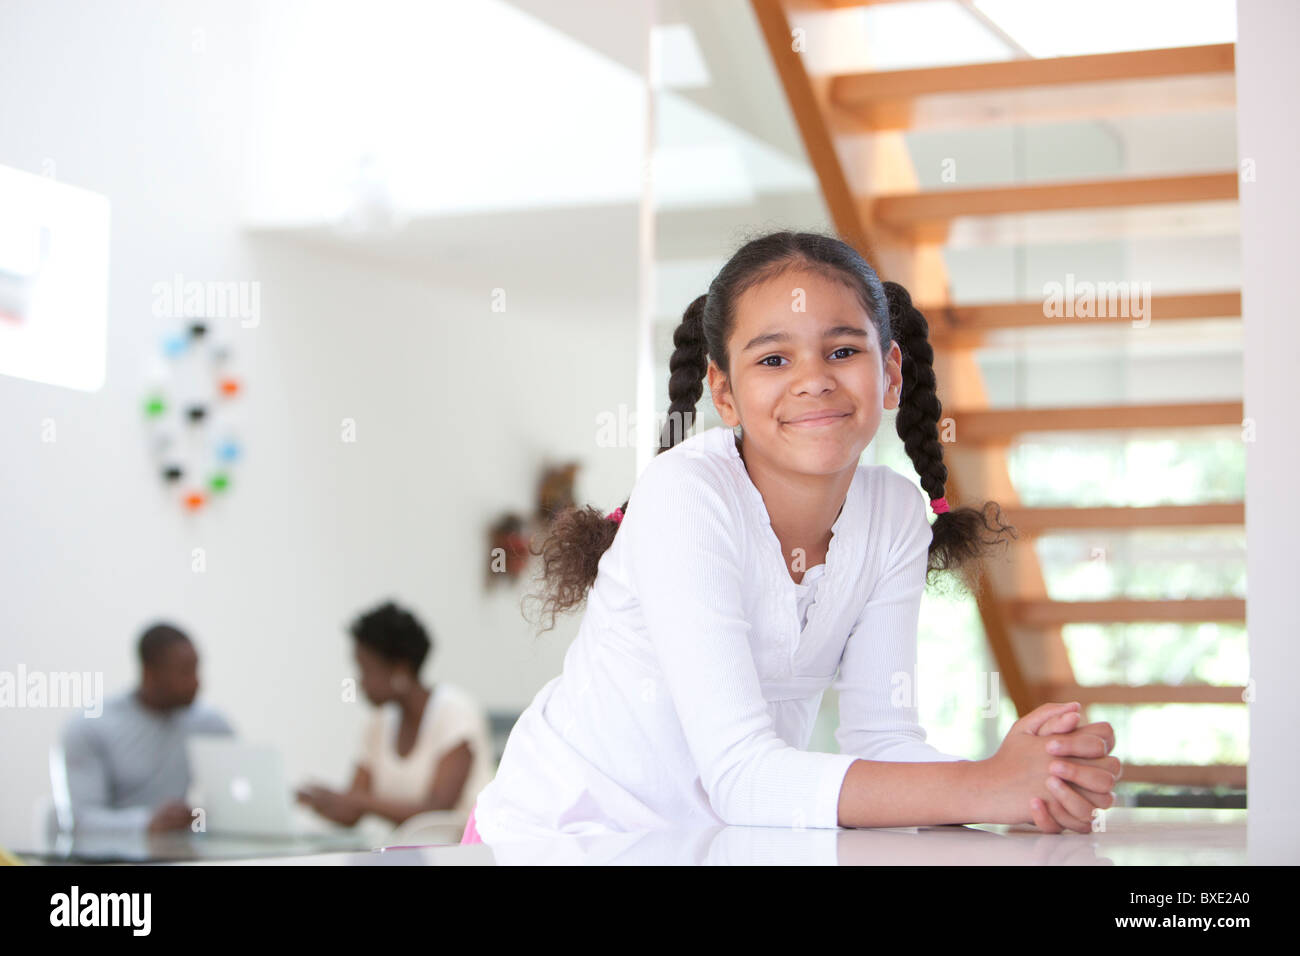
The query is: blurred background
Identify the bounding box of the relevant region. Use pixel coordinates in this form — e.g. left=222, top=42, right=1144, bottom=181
left=0, top=0, right=1283, bottom=859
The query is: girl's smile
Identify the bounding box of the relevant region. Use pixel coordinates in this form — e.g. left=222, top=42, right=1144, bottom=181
left=782, top=408, right=853, bottom=427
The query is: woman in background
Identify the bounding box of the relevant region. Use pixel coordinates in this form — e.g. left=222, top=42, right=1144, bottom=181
left=297, top=601, right=494, bottom=828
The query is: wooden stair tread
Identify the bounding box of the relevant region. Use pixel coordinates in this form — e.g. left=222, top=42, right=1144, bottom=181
left=835, top=74, right=1236, bottom=134
left=870, top=173, right=1239, bottom=242
left=1116, top=764, right=1246, bottom=787
left=1036, top=682, right=1248, bottom=704
left=1001, top=503, right=1244, bottom=533
left=831, top=44, right=1234, bottom=131
left=1012, top=598, right=1245, bottom=625
left=947, top=401, right=1243, bottom=441
left=920, top=291, right=1239, bottom=349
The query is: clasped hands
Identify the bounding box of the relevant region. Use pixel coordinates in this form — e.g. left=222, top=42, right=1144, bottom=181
left=1021, top=701, right=1120, bottom=834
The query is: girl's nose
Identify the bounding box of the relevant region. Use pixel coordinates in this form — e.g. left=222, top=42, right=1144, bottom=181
left=789, top=359, right=837, bottom=394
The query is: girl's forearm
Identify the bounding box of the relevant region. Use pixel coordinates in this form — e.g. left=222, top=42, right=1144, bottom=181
left=836, top=758, right=998, bottom=828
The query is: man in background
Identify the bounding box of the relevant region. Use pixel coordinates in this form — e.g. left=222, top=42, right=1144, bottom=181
left=56, top=622, right=233, bottom=833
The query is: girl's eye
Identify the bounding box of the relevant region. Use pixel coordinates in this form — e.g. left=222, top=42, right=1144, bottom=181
left=759, top=347, right=859, bottom=367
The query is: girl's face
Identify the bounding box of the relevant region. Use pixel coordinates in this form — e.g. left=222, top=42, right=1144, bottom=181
left=707, top=266, right=902, bottom=476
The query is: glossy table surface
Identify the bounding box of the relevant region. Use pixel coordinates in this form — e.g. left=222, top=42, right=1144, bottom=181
left=16, top=810, right=441, bottom=864
left=171, top=808, right=1246, bottom=866
left=18, top=827, right=377, bottom=864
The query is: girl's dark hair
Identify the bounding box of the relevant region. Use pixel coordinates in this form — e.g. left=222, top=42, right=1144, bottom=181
left=525, top=230, right=1016, bottom=633
left=350, top=601, right=433, bottom=673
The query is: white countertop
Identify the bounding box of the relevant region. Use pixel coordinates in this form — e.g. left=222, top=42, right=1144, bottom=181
left=184, top=808, right=1247, bottom=866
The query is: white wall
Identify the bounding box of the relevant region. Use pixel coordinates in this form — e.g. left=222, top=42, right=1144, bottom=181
left=0, top=0, right=647, bottom=847
left=1237, top=0, right=1300, bottom=865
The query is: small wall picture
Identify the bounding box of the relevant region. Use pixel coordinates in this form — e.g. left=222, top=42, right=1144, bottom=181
left=0, top=163, right=110, bottom=392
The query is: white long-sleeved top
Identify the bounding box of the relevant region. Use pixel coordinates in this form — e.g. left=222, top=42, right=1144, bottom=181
left=473, top=425, right=965, bottom=843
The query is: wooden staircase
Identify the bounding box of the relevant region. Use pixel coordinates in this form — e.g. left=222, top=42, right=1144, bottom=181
left=751, top=0, right=1246, bottom=789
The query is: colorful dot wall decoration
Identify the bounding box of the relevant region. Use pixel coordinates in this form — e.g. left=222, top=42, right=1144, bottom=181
left=142, top=317, right=246, bottom=514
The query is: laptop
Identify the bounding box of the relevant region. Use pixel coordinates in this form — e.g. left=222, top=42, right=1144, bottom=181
left=186, top=738, right=301, bottom=838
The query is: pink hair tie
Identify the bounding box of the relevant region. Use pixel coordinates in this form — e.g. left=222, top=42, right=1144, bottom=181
left=930, top=497, right=950, bottom=515
left=606, top=507, right=624, bottom=525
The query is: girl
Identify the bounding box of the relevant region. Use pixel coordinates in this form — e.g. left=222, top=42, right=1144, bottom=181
left=464, top=231, right=1120, bottom=845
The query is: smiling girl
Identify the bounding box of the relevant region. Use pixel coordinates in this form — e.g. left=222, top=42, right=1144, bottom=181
left=465, top=231, right=1120, bottom=844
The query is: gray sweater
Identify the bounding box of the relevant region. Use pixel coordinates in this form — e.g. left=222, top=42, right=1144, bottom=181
left=58, top=690, right=234, bottom=831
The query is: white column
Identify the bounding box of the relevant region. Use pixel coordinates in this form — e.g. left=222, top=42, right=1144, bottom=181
left=1238, top=0, right=1300, bottom=865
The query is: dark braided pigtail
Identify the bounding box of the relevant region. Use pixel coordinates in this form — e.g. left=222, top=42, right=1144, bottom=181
left=525, top=294, right=710, bottom=634
left=656, top=294, right=710, bottom=454
left=884, top=281, right=1018, bottom=587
